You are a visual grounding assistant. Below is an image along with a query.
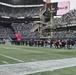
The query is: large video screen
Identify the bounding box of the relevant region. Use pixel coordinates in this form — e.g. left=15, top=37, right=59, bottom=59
left=46, top=1, right=70, bottom=16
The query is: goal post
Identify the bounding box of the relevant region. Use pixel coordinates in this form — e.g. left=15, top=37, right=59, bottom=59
left=39, top=4, right=53, bottom=39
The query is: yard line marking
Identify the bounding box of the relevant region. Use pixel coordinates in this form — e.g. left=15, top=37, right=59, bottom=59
left=3, top=61, right=8, bottom=64
left=0, top=46, right=10, bottom=49
left=12, top=47, right=43, bottom=53
left=0, top=54, right=24, bottom=63
left=1, top=46, right=44, bottom=54
left=0, top=58, right=76, bottom=75
left=12, top=47, right=44, bottom=53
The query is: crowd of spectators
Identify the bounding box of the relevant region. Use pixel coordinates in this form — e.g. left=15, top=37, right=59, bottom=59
left=0, top=26, right=5, bottom=38
left=0, top=22, right=76, bottom=40
left=0, top=5, right=41, bottom=17
left=61, top=9, right=76, bottom=24
left=52, top=30, right=76, bottom=38
left=0, top=5, right=76, bottom=40
left=51, top=9, right=76, bottom=28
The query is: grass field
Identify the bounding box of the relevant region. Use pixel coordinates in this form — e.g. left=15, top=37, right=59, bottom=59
left=0, top=44, right=76, bottom=75
left=31, top=66, right=76, bottom=75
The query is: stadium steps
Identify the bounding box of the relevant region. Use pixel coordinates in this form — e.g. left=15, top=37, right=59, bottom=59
left=3, top=28, right=12, bottom=44
left=4, top=39, right=11, bottom=44
left=30, top=24, right=39, bottom=32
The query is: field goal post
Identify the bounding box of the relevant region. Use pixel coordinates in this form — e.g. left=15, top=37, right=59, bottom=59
left=39, top=4, right=53, bottom=39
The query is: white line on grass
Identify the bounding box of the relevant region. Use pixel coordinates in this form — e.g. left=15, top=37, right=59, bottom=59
left=0, top=54, right=24, bottom=63
left=0, top=47, right=10, bottom=49
left=1, top=46, right=44, bottom=54
left=15, top=47, right=44, bottom=53
left=0, top=58, right=76, bottom=75
left=3, top=61, right=8, bottom=64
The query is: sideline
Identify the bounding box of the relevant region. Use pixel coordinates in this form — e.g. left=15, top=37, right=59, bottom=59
left=0, top=58, right=76, bottom=75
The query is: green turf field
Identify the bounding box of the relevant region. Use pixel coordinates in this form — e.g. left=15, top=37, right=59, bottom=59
left=0, top=44, right=76, bottom=75
left=0, top=44, right=76, bottom=65
left=31, top=66, right=76, bottom=75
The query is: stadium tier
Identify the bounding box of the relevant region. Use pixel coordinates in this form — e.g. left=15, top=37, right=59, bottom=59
left=0, top=0, right=44, bottom=5
left=0, top=0, right=76, bottom=41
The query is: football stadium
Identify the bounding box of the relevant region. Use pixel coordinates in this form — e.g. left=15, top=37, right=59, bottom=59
left=0, top=0, right=76, bottom=75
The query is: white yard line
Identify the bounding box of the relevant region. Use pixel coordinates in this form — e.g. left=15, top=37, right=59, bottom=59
left=0, top=46, right=44, bottom=53
left=2, top=61, right=8, bottom=64
left=0, top=54, right=24, bottom=63
left=0, top=58, right=76, bottom=75
left=0, top=46, right=11, bottom=49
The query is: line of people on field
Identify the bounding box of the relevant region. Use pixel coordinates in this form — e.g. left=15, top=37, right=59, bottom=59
left=12, top=39, right=75, bottom=49
left=52, top=39, right=75, bottom=49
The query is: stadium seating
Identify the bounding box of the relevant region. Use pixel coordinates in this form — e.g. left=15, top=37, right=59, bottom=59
left=0, top=4, right=76, bottom=40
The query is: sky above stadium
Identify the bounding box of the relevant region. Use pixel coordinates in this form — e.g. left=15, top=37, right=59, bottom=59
left=43, top=0, right=75, bottom=10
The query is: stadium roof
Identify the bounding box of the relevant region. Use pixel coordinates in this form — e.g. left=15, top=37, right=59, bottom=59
left=0, top=0, right=44, bottom=5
